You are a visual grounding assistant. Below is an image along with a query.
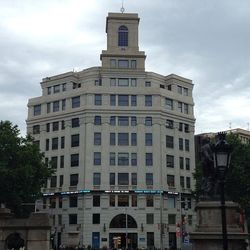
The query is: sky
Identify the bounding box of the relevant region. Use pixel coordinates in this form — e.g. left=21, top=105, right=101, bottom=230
left=1, top=0, right=250, bottom=135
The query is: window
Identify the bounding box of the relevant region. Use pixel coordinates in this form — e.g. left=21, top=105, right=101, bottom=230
left=145, top=117, right=152, bottom=126
left=145, top=133, right=152, bottom=146
left=118, top=153, right=129, bottom=166
left=93, top=173, right=101, bottom=185
left=47, top=87, right=52, bottom=95
left=166, top=136, right=174, bottom=148
left=110, top=153, right=116, bottom=165
left=180, top=157, right=184, bottom=169
left=69, top=214, right=77, bottom=224
left=145, top=95, right=152, bottom=106
left=160, top=84, right=165, bottom=89
left=131, top=173, right=137, bottom=185
left=61, top=136, right=65, bottom=149
left=110, top=78, right=116, bottom=86
left=71, top=154, right=79, bottom=167
left=72, top=96, right=80, bottom=108
left=62, top=83, right=67, bottom=92
left=131, top=78, right=137, bottom=87
left=131, top=116, right=137, bottom=126
left=53, top=85, right=60, bottom=93
left=146, top=153, right=153, bottom=166
left=50, top=176, right=57, bottom=188
left=53, top=101, right=59, bottom=112
left=168, top=214, right=176, bottom=225
left=185, top=139, right=190, bottom=151
left=52, top=138, right=58, bottom=150
left=92, top=214, right=100, bottom=224
left=131, top=95, right=137, bottom=106
left=51, top=156, right=57, bottom=168
left=94, top=152, right=101, bottom=165
left=94, top=132, right=101, bottom=145
left=186, top=158, right=190, bottom=170
left=177, top=85, right=182, bottom=94
left=178, top=102, right=183, bottom=112
left=147, top=214, right=154, bottom=224
left=166, top=119, right=174, bottom=129
left=53, top=121, right=59, bottom=131
left=118, top=195, right=129, bottom=206
left=110, top=195, right=115, bottom=206
left=95, top=94, right=102, bottom=105
left=45, top=139, right=49, bottom=151
left=47, top=103, right=51, bottom=113
left=186, top=177, right=191, bottom=189
left=184, top=103, right=189, bottom=114
left=118, top=60, right=129, bottom=68
left=110, top=116, right=116, bottom=125
left=118, top=173, right=129, bottom=185
left=110, top=133, right=116, bottom=145
left=110, top=95, right=116, bottom=106
left=71, top=134, right=79, bottom=147
left=167, top=197, right=176, bottom=209
left=145, top=81, right=151, bottom=87
left=61, top=120, right=65, bottom=130
left=60, top=156, right=64, bottom=168
left=118, top=78, right=129, bottom=87
left=165, top=98, right=173, bottom=110
left=34, top=104, right=41, bottom=116
left=179, top=122, right=183, bottom=131
left=118, top=116, right=129, bottom=126
left=184, top=123, right=189, bottom=133
left=118, top=95, right=129, bottom=106
left=167, top=175, right=175, bottom=187
left=132, top=195, right=137, bottom=207
left=131, top=133, right=137, bottom=146
left=147, top=232, right=154, bottom=247
left=110, top=59, right=116, bottom=68
left=166, top=155, right=174, bottom=168
left=46, top=123, right=50, bottom=132
left=146, top=173, right=153, bottom=186
left=118, top=133, right=129, bottom=145
left=187, top=198, right=192, bottom=209
left=118, top=25, right=128, bottom=47
left=109, top=173, right=115, bottom=185
left=72, top=118, right=79, bottom=128
left=70, top=174, right=78, bottom=186
left=94, top=116, right=101, bottom=125
left=59, top=175, right=63, bottom=187
left=69, top=196, right=78, bottom=207
left=131, top=60, right=137, bottom=69
left=180, top=176, right=185, bottom=188
left=93, top=195, right=100, bottom=207
left=179, top=138, right=183, bottom=150
left=146, top=195, right=154, bottom=207
left=33, top=125, right=40, bottom=134
left=131, top=153, right=137, bottom=166
left=184, top=87, right=188, bottom=96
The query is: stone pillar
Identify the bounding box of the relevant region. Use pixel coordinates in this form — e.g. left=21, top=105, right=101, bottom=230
left=190, top=201, right=248, bottom=250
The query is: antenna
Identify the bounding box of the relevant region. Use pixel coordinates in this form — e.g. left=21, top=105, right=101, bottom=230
left=247, top=122, right=249, bottom=131
left=229, top=122, right=232, bottom=130
left=120, top=0, right=125, bottom=13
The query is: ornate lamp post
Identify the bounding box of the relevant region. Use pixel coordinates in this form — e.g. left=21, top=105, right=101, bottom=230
left=213, top=132, right=232, bottom=250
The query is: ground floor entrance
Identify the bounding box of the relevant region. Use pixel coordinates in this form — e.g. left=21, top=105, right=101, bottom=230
left=109, top=233, right=138, bottom=250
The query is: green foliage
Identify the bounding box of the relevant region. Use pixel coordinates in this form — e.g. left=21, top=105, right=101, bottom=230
left=0, top=120, right=53, bottom=216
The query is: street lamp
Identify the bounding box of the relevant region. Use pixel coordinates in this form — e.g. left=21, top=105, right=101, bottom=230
left=213, top=132, right=232, bottom=250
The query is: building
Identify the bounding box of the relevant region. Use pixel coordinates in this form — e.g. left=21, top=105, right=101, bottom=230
left=27, top=12, right=196, bottom=250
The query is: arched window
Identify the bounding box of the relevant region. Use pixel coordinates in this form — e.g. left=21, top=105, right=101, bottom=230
left=118, top=26, right=128, bottom=47
left=110, top=214, right=137, bottom=228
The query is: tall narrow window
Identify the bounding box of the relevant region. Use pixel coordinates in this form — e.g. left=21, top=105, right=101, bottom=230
left=118, top=26, right=128, bottom=47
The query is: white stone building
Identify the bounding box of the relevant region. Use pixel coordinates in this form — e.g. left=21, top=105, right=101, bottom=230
left=27, top=12, right=196, bottom=250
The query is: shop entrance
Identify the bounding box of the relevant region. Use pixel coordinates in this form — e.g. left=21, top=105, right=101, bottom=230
left=109, top=233, right=138, bottom=250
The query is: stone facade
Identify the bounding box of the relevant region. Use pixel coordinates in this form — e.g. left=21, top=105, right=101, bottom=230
left=27, top=12, right=196, bottom=250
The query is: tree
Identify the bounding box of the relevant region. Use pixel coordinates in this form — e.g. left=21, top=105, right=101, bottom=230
left=194, top=133, right=250, bottom=231
left=0, top=120, right=53, bottom=216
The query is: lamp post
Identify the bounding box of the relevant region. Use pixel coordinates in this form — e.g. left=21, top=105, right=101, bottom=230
left=213, top=132, right=232, bottom=250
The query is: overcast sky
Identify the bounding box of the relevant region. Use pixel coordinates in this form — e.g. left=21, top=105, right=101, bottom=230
left=1, top=0, right=250, bottom=135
